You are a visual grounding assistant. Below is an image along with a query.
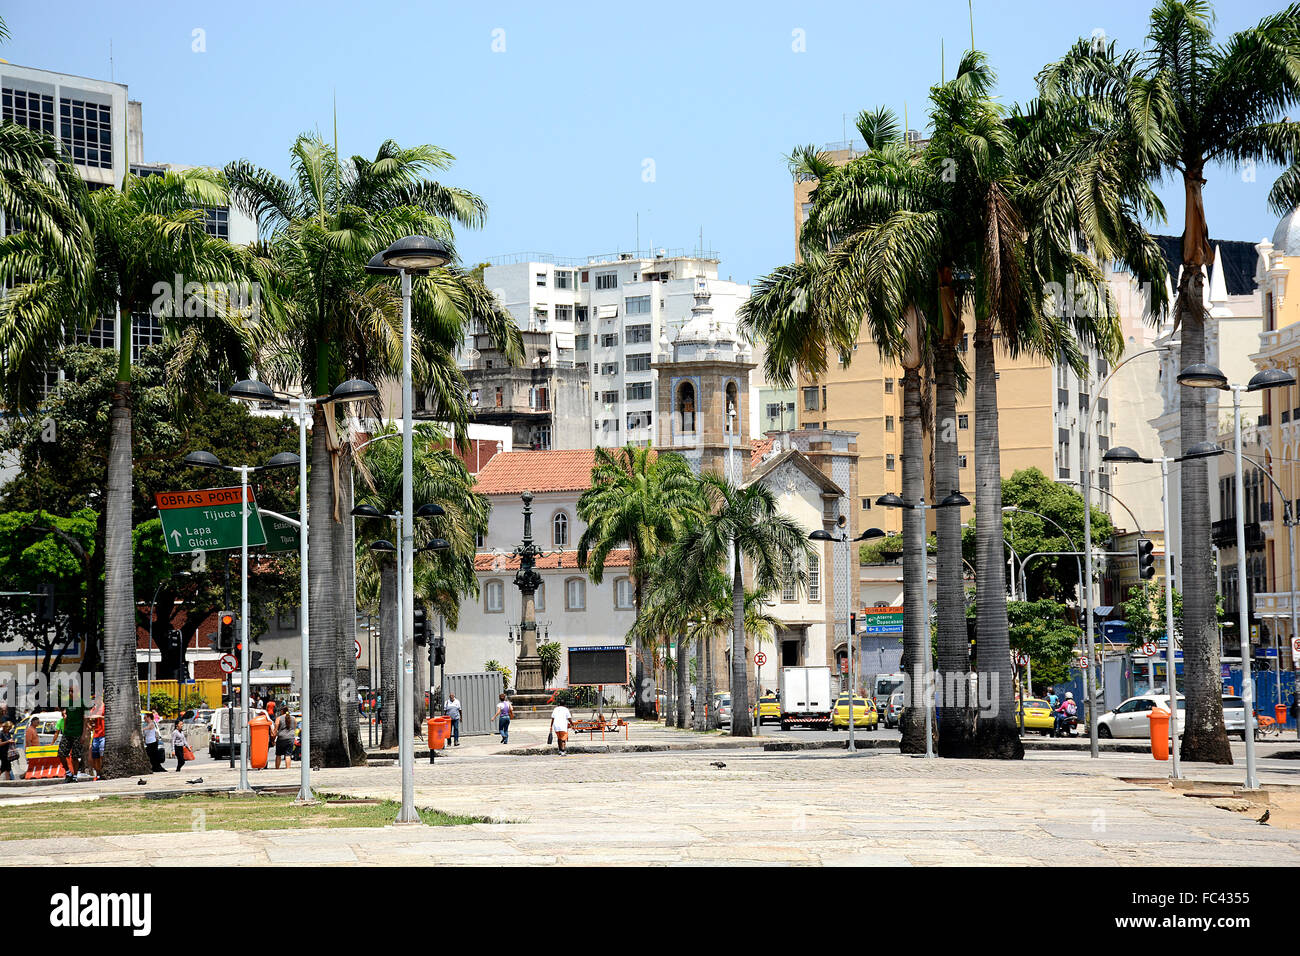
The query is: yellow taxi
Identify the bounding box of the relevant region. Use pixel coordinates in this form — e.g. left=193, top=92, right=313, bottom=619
left=752, top=693, right=781, bottom=726
left=830, top=695, right=878, bottom=729
left=1018, top=697, right=1056, bottom=735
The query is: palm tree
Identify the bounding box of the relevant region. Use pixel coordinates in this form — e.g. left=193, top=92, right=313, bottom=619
left=226, top=135, right=519, bottom=766
left=576, top=445, right=699, bottom=718
left=1039, top=1, right=1300, bottom=761
left=0, top=169, right=250, bottom=777
left=676, top=473, right=811, bottom=737
left=354, top=423, right=487, bottom=747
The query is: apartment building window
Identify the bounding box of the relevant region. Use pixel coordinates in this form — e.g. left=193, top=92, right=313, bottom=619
left=614, top=578, right=634, bottom=610
left=3, top=87, right=55, bottom=136
left=808, top=554, right=820, bottom=602
left=625, top=295, right=651, bottom=315
left=76, top=317, right=115, bottom=349
left=566, top=577, right=586, bottom=611
left=555, top=270, right=572, bottom=289
left=485, top=580, right=505, bottom=613
left=886, top=454, right=895, bottom=470
left=803, top=386, right=820, bottom=411
left=596, top=272, right=618, bottom=290
left=884, top=379, right=894, bottom=394
left=202, top=207, right=229, bottom=240
left=580, top=271, right=589, bottom=284
left=529, top=386, right=549, bottom=410
left=131, top=313, right=165, bottom=361
left=861, top=498, right=872, bottom=510
left=600, top=362, right=618, bottom=375
left=958, top=455, right=968, bottom=469
left=800, top=202, right=813, bottom=220
left=553, top=512, right=569, bottom=547
left=535, top=272, right=547, bottom=287
left=627, top=410, right=652, bottom=429
left=60, top=97, right=113, bottom=169
left=626, top=382, right=652, bottom=401
left=626, top=353, right=651, bottom=372
left=885, top=415, right=895, bottom=432
left=626, top=324, right=652, bottom=344
left=958, top=413, right=969, bottom=430
left=555, top=304, right=573, bottom=322
left=600, top=389, right=619, bottom=404
left=575, top=334, right=589, bottom=351
left=601, top=333, right=619, bottom=348
left=495, top=387, right=503, bottom=408
left=576, top=306, right=588, bottom=323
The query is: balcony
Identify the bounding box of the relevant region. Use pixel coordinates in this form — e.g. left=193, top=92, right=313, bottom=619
left=1212, top=519, right=1265, bottom=549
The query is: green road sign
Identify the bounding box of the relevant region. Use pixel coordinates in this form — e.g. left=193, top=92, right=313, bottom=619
left=261, top=512, right=300, bottom=553
left=155, top=487, right=266, bottom=554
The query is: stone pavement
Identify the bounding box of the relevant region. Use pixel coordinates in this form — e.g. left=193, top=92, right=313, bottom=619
left=5, top=732, right=1300, bottom=865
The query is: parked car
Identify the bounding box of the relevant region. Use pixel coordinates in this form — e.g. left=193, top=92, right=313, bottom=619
left=1097, top=694, right=1185, bottom=739
left=207, top=707, right=266, bottom=759
left=1017, top=698, right=1056, bottom=735
left=1221, top=696, right=1246, bottom=739
left=752, top=693, right=780, bottom=726
left=830, top=695, right=878, bottom=729
left=716, top=694, right=732, bottom=727
left=884, top=691, right=905, bottom=729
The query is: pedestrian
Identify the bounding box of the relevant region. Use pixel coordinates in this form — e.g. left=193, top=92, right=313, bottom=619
left=144, top=712, right=166, bottom=772
left=445, top=693, right=462, bottom=746
left=495, top=693, right=513, bottom=744
left=59, top=705, right=85, bottom=781
left=172, top=718, right=189, bottom=773
left=23, top=715, right=40, bottom=771
left=87, top=709, right=104, bottom=780
left=0, top=721, right=16, bottom=781
left=273, top=706, right=296, bottom=770
left=266, top=698, right=276, bottom=721
left=1046, top=686, right=1059, bottom=710
left=549, top=699, right=572, bottom=755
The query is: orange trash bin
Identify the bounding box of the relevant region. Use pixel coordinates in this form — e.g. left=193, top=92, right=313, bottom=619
left=1148, top=707, right=1170, bottom=761
left=1277, top=704, right=1289, bottom=729
left=247, top=714, right=272, bottom=769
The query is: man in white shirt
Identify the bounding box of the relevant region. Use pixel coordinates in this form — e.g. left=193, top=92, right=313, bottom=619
left=550, top=703, right=572, bottom=755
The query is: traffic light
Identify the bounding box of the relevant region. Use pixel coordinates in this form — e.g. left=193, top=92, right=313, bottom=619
left=250, top=650, right=263, bottom=669
left=412, top=600, right=429, bottom=647
left=432, top=636, right=445, bottom=667
left=217, top=611, right=236, bottom=651
left=849, top=612, right=857, bottom=635
left=38, top=581, right=55, bottom=623
left=1136, top=538, right=1156, bottom=579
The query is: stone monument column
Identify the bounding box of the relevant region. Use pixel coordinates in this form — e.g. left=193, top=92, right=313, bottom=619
left=512, top=492, right=545, bottom=695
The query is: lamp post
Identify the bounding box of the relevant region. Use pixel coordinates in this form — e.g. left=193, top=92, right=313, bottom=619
left=875, top=490, right=969, bottom=758
left=144, top=571, right=191, bottom=714
left=1178, top=363, right=1295, bottom=790
left=184, top=449, right=299, bottom=792
left=352, top=501, right=447, bottom=824
left=228, top=376, right=378, bottom=803
left=369, top=236, right=452, bottom=824
left=1104, top=440, right=1231, bottom=781
left=810, top=524, right=884, bottom=753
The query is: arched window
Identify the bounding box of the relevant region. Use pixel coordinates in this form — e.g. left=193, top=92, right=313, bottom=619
left=534, top=581, right=546, bottom=612
left=485, top=579, right=505, bottom=614
left=678, top=382, right=696, bottom=433
left=565, top=577, right=586, bottom=611
left=725, top=382, right=738, bottom=433
left=553, top=511, right=569, bottom=548
left=614, top=577, right=634, bottom=610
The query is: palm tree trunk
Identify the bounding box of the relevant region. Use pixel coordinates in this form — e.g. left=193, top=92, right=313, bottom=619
left=1176, top=228, right=1232, bottom=763
left=379, top=558, right=399, bottom=749
left=676, top=629, right=690, bottom=729
left=900, top=366, right=928, bottom=754
left=934, top=341, right=973, bottom=755
left=309, top=405, right=345, bottom=765
left=664, top=641, right=676, bottom=725
left=970, top=320, right=1022, bottom=758
left=100, top=377, right=150, bottom=778
left=693, top=628, right=707, bottom=731
left=730, top=540, right=753, bottom=736
left=632, top=567, right=650, bottom=719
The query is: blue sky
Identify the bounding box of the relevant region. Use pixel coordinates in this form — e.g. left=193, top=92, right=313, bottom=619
left=4, top=0, right=1291, bottom=284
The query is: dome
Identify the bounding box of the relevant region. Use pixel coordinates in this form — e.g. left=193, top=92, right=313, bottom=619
left=1272, top=207, right=1300, bottom=255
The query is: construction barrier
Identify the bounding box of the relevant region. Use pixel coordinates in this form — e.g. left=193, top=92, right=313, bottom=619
left=22, top=743, right=63, bottom=779
left=139, top=679, right=223, bottom=711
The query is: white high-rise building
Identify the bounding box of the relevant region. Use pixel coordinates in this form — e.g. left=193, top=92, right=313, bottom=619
left=481, top=250, right=751, bottom=448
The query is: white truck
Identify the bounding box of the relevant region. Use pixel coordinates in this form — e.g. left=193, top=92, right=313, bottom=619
left=778, top=666, right=834, bottom=730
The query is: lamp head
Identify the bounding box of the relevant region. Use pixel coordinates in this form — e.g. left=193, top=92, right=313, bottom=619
left=421, top=537, right=451, bottom=553
left=1101, top=445, right=1150, bottom=465
left=1247, top=367, right=1296, bottom=392
left=938, top=490, right=970, bottom=509
left=415, top=502, right=446, bottom=519
left=808, top=529, right=835, bottom=542
left=855, top=527, right=887, bottom=541
left=1180, top=441, right=1224, bottom=462
left=263, top=452, right=300, bottom=470
left=874, top=493, right=906, bottom=509
left=228, top=379, right=279, bottom=404
left=183, top=450, right=223, bottom=470
left=369, top=539, right=397, bottom=553
left=328, top=378, right=380, bottom=405
left=380, top=235, right=452, bottom=272
left=364, top=252, right=399, bottom=276
left=351, top=504, right=385, bottom=519
left=1177, top=363, right=1228, bottom=390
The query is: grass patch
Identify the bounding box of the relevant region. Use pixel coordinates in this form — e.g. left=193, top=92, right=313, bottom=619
left=0, top=793, right=492, bottom=842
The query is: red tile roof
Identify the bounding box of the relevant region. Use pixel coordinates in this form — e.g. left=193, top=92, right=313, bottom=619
left=473, top=449, right=597, bottom=496
left=474, top=548, right=631, bottom=572
left=751, top=437, right=774, bottom=465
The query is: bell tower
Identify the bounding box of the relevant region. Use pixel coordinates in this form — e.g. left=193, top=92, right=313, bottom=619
left=652, top=277, right=754, bottom=480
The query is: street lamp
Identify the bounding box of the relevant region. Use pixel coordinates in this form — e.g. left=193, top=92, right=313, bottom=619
left=184, top=448, right=299, bottom=792
left=874, top=490, right=969, bottom=758
left=227, top=376, right=378, bottom=803
left=352, top=499, right=447, bottom=825
left=1177, top=363, right=1295, bottom=789
left=1104, top=439, right=1223, bottom=782
left=367, top=235, right=453, bottom=825
left=810, top=524, right=884, bottom=753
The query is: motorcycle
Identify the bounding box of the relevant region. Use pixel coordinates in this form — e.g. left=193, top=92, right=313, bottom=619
left=1050, top=712, right=1080, bottom=737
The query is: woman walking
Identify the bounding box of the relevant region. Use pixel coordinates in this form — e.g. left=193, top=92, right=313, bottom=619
left=273, top=705, right=296, bottom=770
left=144, top=712, right=166, bottom=772
left=172, top=718, right=189, bottom=773
left=0, top=721, right=17, bottom=780
left=495, top=693, right=514, bottom=744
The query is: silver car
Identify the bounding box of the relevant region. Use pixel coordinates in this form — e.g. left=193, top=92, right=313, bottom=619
left=1221, top=696, right=1246, bottom=740
left=716, top=694, right=732, bottom=727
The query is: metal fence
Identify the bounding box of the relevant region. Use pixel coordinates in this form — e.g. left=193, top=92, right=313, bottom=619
left=440, top=671, right=504, bottom=737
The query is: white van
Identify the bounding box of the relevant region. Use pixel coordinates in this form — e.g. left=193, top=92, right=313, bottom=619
left=207, top=707, right=265, bottom=759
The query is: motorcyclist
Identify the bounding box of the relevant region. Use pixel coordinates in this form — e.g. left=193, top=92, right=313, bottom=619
left=1053, top=692, right=1078, bottom=736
